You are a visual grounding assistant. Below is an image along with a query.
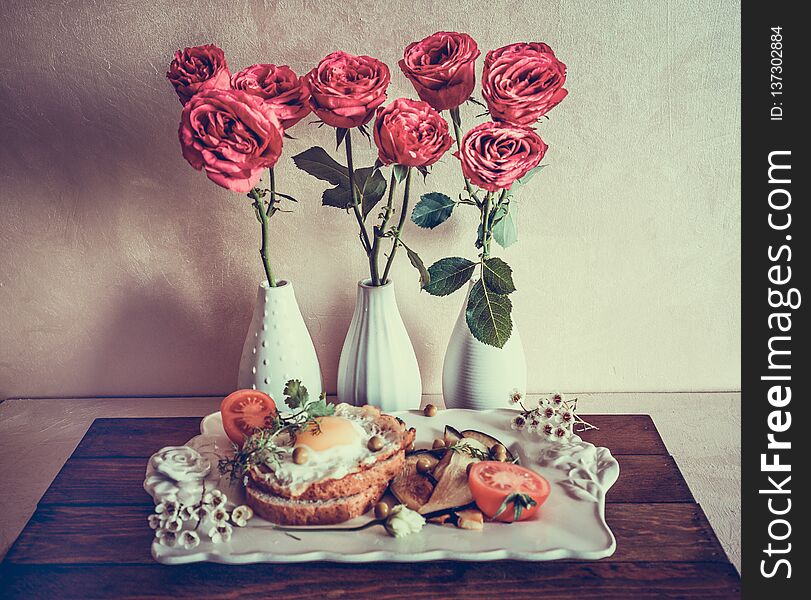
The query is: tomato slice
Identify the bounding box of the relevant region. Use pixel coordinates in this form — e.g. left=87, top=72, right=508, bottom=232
left=220, top=389, right=277, bottom=445
left=468, top=461, right=550, bottom=522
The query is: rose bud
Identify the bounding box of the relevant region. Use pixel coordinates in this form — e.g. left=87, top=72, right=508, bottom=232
left=373, top=98, right=453, bottom=167
left=306, top=51, right=390, bottom=129
left=399, top=31, right=480, bottom=112
left=231, top=64, right=311, bottom=130
left=166, top=44, right=231, bottom=105
left=482, top=42, right=568, bottom=126
left=455, top=121, right=547, bottom=192
left=178, top=89, right=283, bottom=193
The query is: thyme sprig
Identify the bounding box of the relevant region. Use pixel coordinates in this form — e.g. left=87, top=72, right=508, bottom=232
left=448, top=440, right=491, bottom=461
left=218, top=379, right=334, bottom=482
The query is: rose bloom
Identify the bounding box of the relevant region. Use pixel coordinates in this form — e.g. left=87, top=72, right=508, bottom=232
left=231, top=64, right=311, bottom=130
left=399, top=31, right=480, bottom=112
left=455, top=121, right=547, bottom=192
left=178, top=89, right=283, bottom=193
left=482, top=42, right=568, bottom=126
left=373, top=99, right=453, bottom=167
left=306, top=51, right=390, bottom=129
left=166, top=44, right=231, bottom=105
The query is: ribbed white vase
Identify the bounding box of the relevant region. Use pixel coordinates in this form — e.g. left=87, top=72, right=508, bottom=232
left=237, top=280, right=323, bottom=401
left=337, top=279, right=422, bottom=411
left=442, top=281, right=527, bottom=410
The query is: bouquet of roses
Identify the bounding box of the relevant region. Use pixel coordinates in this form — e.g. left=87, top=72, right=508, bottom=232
left=166, top=44, right=312, bottom=288
left=292, top=51, right=453, bottom=287
left=400, top=33, right=568, bottom=348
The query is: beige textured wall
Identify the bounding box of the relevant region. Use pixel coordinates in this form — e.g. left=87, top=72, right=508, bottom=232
left=0, top=0, right=740, bottom=400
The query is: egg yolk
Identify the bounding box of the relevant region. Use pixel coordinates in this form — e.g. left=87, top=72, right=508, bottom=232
left=294, top=416, right=360, bottom=451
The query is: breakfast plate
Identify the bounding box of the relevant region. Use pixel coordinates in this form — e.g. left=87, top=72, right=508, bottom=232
left=146, top=408, right=619, bottom=564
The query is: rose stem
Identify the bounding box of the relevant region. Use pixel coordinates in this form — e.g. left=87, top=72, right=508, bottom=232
left=249, top=181, right=276, bottom=288
left=381, top=167, right=412, bottom=284
left=371, top=170, right=398, bottom=284
left=448, top=106, right=479, bottom=206
left=344, top=129, right=378, bottom=285
left=481, top=191, right=493, bottom=260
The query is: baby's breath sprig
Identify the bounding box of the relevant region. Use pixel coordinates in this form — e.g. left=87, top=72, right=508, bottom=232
left=509, top=392, right=598, bottom=443
left=218, top=379, right=335, bottom=481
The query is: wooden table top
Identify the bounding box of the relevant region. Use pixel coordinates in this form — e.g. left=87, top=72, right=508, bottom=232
left=0, top=414, right=740, bottom=599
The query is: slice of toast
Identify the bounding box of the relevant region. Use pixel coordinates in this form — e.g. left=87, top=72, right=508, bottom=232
left=248, top=405, right=416, bottom=501
left=246, top=480, right=388, bottom=525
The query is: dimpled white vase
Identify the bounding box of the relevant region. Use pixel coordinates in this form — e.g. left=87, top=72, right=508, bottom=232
left=337, top=279, right=422, bottom=411
left=237, top=280, right=323, bottom=401
left=442, top=282, right=527, bottom=410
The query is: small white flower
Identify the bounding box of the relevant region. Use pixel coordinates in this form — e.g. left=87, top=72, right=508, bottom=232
left=541, top=423, right=555, bottom=437
left=551, top=393, right=564, bottom=406
left=231, top=505, right=254, bottom=527
left=508, top=388, right=523, bottom=404
left=384, top=505, right=425, bottom=538
left=510, top=414, right=527, bottom=431
left=163, top=517, right=183, bottom=533
left=541, top=406, right=556, bottom=420
left=203, top=490, right=227, bottom=508
left=147, top=514, right=163, bottom=530
left=179, top=530, right=201, bottom=550
left=179, top=505, right=200, bottom=521
left=537, top=397, right=551, bottom=408
left=208, top=522, right=233, bottom=544
left=210, top=507, right=229, bottom=524
left=155, top=500, right=179, bottom=519
left=155, top=528, right=177, bottom=547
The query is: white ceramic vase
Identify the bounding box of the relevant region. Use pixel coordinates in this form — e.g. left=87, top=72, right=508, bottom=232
left=442, top=281, right=527, bottom=410
left=237, top=280, right=322, bottom=401
left=337, top=279, right=422, bottom=411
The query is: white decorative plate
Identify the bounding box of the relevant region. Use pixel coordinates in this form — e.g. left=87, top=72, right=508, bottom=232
left=149, top=408, right=619, bottom=564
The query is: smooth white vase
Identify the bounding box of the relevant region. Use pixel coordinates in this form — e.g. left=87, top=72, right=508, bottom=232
left=237, top=280, right=322, bottom=401
left=442, top=281, right=527, bottom=410
left=337, top=279, right=422, bottom=411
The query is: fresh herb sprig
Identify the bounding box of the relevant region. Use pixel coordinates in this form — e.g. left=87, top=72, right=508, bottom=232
left=218, top=379, right=334, bottom=482
left=448, top=440, right=491, bottom=461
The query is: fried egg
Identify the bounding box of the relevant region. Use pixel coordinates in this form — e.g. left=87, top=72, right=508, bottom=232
left=261, top=404, right=400, bottom=491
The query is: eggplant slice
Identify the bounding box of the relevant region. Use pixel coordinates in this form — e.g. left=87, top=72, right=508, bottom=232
left=389, top=452, right=439, bottom=510
left=461, top=429, right=516, bottom=462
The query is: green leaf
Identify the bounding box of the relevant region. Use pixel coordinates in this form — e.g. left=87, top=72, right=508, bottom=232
left=492, top=201, right=519, bottom=248
left=291, top=147, right=349, bottom=187
left=515, top=164, right=546, bottom=187
left=411, top=192, right=455, bottom=229
left=400, top=241, right=430, bottom=288
left=355, top=166, right=387, bottom=219
left=423, top=257, right=476, bottom=296
left=283, top=379, right=309, bottom=409
left=322, top=184, right=353, bottom=210
left=393, top=164, right=410, bottom=183
left=482, top=257, right=516, bottom=294
left=465, top=279, right=513, bottom=348
left=305, top=398, right=335, bottom=418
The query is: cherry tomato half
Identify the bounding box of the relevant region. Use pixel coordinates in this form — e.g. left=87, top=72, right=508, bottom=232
left=468, top=461, right=551, bottom=522
left=220, top=389, right=277, bottom=445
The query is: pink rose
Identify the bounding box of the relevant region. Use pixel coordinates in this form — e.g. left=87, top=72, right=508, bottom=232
left=166, top=44, right=231, bottom=105
left=373, top=98, right=453, bottom=167
left=306, top=51, right=390, bottom=129
left=455, top=121, right=547, bottom=192
left=482, top=42, right=568, bottom=126
left=178, top=89, right=283, bottom=193
left=399, top=31, right=480, bottom=112
left=231, top=64, right=311, bottom=130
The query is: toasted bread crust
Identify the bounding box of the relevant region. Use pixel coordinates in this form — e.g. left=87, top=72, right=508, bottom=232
left=246, top=481, right=388, bottom=525
left=248, top=410, right=416, bottom=501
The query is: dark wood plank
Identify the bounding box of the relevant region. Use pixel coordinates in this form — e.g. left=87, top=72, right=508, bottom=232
left=72, top=415, right=668, bottom=458
left=40, top=454, right=693, bottom=506
left=4, top=503, right=727, bottom=566
left=0, top=561, right=741, bottom=599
